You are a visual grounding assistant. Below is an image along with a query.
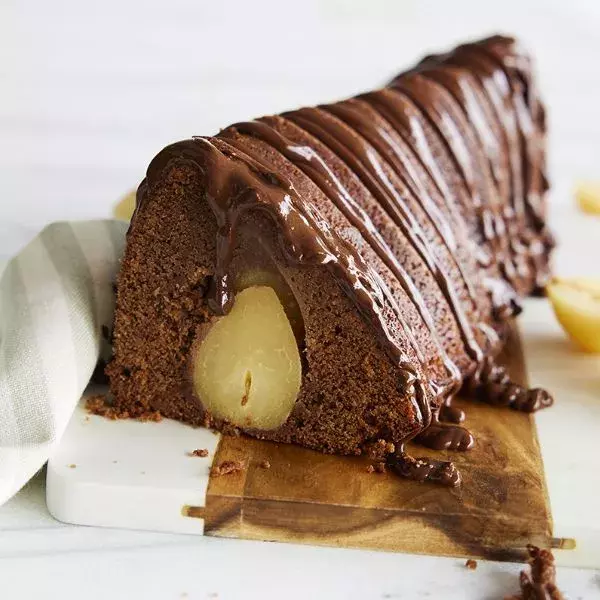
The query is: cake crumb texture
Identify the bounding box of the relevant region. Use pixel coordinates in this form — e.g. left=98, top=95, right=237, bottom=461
left=189, top=448, right=209, bottom=457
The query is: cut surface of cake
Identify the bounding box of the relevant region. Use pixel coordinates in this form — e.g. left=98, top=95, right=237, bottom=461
left=107, top=35, right=554, bottom=485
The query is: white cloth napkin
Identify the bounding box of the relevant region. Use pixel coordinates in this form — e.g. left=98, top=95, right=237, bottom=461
left=0, top=220, right=128, bottom=506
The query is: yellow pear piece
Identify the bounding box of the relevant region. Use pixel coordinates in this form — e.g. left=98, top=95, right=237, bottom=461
left=193, top=286, right=302, bottom=429
left=575, top=182, right=600, bottom=215
left=113, top=190, right=137, bottom=221
left=547, top=277, right=600, bottom=353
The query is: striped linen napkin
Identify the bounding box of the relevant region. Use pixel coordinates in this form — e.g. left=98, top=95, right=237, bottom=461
left=0, top=220, right=128, bottom=506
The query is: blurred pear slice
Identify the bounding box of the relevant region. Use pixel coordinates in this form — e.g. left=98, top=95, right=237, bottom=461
left=193, top=286, right=302, bottom=429
left=547, top=277, right=600, bottom=353
left=575, top=182, right=600, bottom=215
left=114, top=190, right=137, bottom=221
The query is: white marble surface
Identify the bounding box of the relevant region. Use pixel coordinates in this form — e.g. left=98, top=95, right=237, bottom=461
left=2, top=0, right=600, bottom=597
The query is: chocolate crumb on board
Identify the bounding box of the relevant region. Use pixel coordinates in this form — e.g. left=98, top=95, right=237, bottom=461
left=465, top=559, right=478, bottom=570
left=86, top=394, right=162, bottom=422
left=505, top=545, right=564, bottom=600
left=210, top=460, right=246, bottom=477
left=260, top=459, right=271, bottom=469
left=189, top=448, right=209, bottom=457
left=367, top=462, right=387, bottom=474
left=365, top=439, right=396, bottom=460
left=138, top=411, right=163, bottom=423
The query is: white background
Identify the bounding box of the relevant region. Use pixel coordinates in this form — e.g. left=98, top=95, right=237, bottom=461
left=2, top=0, right=600, bottom=242
left=2, top=0, right=600, bottom=598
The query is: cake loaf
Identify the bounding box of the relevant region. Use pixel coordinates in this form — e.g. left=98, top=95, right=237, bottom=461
left=107, top=35, right=554, bottom=485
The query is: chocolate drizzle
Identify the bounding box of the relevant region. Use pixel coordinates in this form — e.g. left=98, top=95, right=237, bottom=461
left=386, top=446, right=462, bottom=487
left=141, top=35, right=554, bottom=486
left=464, top=357, right=553, bottom=412
left=415, top=423, right=474, bottom=451
left=283, top=107, right=482, bottom=362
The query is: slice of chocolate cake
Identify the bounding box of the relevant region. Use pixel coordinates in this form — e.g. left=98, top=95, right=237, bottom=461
left=107, top=35, right=554, bottom=485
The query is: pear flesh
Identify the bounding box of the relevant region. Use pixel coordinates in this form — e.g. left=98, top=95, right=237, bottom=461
left=193, top=285, right=302, bottom=429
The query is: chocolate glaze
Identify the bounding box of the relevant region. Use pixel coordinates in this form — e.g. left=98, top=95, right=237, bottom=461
left=386, top=446, right=462, bottom=487
left=412, top=40, right=555, bottom=296
left=464, top=357, right=553, bottom=412
left=415, top=423, right=475, bottom=451
left=439, top=403, right=466, bottom=424
left=283, top=107, right=482, bottom=362
left=141, top=35, right=554, bottom=485
left=323, top=98, right=475, bottom=301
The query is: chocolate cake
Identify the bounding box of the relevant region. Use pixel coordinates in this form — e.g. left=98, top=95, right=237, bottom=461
left=107, top=35, right=554, bottom=485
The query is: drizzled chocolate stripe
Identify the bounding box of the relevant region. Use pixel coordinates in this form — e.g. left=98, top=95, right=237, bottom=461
left=359, top=85, right=526, bottom=337
left=449, top=46, right=527, bottom=223
left=477, top=40, right=546, bottom=225
left=417, top=40, right=551, bottom=293
left=313, top=102, right=483, bottom=359
left=405, top=61, right=523, bottom=313
left=420, top=47, right=531, bottom=294
left=282, top=107, right=483, bottom=365
left=412, top=61, right=509, bottom=195
left=285, top=110, right=470, bottom=367
left=322, top=99, right=476, bottom=301
left=359, top=89, right=493, bottom=268
left=471, top=41, right=553, bottom=291
left=391, top=76, right=503, bottom=253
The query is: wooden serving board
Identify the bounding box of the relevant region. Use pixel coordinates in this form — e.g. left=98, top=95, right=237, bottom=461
left=47, top=322, right=556, bottom=562
left=191, top=323, right=553, bottom=561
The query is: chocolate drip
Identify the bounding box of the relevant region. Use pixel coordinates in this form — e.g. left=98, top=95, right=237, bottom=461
left=415, top=423, right=474, bottom=451
left=438, top=403, right=466, bottom=424
left=386, top=447, right=461, bottom=487
left=464, top=357, right=553, bottom=412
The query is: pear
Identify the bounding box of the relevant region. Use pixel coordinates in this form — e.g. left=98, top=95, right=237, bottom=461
left=575, top=182, right=600, bottom=215
left=193, top=286, right=302, bottom=429
left=114, top=190, right=136, bottom=221
left=547, top=277, right=600, bottom=353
